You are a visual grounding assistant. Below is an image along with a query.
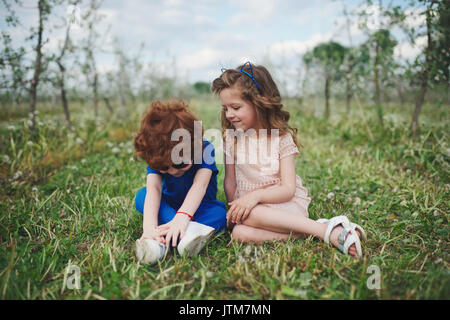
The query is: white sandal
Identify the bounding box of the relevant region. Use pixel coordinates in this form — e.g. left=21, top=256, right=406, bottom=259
left=321, top=216, right=363, bottom=258
left=317, top=217, right=366, bottom=241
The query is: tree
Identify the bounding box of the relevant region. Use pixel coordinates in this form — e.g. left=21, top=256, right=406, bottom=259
left=406, top=0, right=449, bottom=138
left=79, top=0, right=103, bottom=118
left=54, top=0, right=81, bottom=129
left=28, top=0, right=52, bottom=132
left=357, top=0, right=403, bottom=125
left=359, top=29, right=398, bottom=124
left=303, top=41, right=347, bottom=118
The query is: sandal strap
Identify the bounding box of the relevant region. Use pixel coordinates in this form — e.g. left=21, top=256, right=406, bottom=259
left=342, top=230, right=363, bottom=258
left=323, top=216, right=350, bottom=244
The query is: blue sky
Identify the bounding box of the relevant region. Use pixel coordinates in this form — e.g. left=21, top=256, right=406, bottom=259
left=2, top=0, right=424, bottom=88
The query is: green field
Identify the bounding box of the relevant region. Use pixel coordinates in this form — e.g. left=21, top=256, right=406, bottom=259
left=0, top=97, right=449, bottom=299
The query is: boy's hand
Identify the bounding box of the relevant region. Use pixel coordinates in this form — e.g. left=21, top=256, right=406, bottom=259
left=140, top=226, right=165, bottom=244
left=227, top=191, right=260, bottom=224
left=157, top=213, right=191, bottom=247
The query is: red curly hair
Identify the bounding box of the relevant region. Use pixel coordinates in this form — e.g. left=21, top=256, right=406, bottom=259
left=134, top=98, right=203, bottom=171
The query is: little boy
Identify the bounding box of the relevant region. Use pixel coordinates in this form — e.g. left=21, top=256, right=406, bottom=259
left=134, top=99, right=227, bottom=264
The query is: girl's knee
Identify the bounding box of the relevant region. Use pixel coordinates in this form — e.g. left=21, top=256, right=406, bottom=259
left=231, top=225, right=253, bottom=243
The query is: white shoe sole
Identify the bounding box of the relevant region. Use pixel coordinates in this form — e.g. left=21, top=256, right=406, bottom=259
left=136, top=239, right=165, bottom=265
left=178, top=223, right=215, bottom=256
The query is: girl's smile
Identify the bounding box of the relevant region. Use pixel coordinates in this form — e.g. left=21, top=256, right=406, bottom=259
left=220, top=87, right=258, bottom=131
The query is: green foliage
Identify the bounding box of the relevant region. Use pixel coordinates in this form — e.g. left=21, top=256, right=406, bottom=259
left=193, top=82, right=211, bottom=95
left=303, top=41, right=348, bottom=80
left=0, top=97, right=448, bottom=300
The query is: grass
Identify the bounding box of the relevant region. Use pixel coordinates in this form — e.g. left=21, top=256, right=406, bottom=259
left=0, top=96, right=449, bottom=300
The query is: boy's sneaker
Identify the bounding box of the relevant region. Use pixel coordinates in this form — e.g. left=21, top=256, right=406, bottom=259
left=177, top=221, right=215, bottom=256
left=135, top=238, right=166, bottom=265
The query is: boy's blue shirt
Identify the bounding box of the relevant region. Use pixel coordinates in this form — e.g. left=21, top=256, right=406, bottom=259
left=146, top=139, right=219, bottom=209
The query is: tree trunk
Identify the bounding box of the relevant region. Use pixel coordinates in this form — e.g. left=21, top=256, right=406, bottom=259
left=397, top=84, right=405, bottom=107
left=411, top=5, right=432, bottom=139
left=103, top=97, right=113, bottom=113
left=28, top=0, right=44, bottom=132
left=57, top=64, right=72, bottom=129
left=374, top=39, right=383, bottom=125
left=324, top=76, right=330, bottom=118
left=345, top=75, right=351, bottom=115
left=93, top=71, right=98, bottom=118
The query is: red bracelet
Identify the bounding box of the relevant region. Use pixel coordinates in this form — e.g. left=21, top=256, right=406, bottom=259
left=176, top=211, right=193, bottom=220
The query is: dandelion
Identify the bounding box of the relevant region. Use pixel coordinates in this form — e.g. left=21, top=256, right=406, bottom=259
left=127, top=147, right=133, bottom=154
left=81, top=159, right=86, bottom=164
left=111, top=147, right=120, bottom=153
left=13, top=171, right=22, bottom=180
left=7, top=125, right=15, bottom=130
left=129, top=157, right=135, bottom=162
left=433, top=210, right=439, bottom=217
left=2, top=155, right=10, bottom=164
left=27, top=141, right=33, bottom=146
left=106, top=141, right=114, bottom=148
left=327, top=192, right=335, bottom=199
left=76, top=137, right=83, bottom=144
left=354, top=197, right=361, bottom=206
left=32, top=187, right=38, bottom=192
left=27, top=120, right=33, bottom=127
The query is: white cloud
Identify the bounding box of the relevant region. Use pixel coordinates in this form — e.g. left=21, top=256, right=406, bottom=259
left=394, top=35, right=427, bottom=61
left=179, top=47, right=224, bottom=69
left=268, top=33, right=332, bottom=58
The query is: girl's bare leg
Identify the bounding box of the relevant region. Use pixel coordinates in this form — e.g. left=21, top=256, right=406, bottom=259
left=241, top=205, right=360, bottom=256
left=231, top=224, right=302, bottom=243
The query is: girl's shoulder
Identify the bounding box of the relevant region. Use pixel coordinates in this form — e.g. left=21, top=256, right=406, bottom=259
left=279, top=132, right=299, bottom=159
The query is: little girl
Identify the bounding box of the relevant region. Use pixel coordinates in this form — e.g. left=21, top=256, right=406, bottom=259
left=211, top=62, right=366, bottom=258
left=133, top=99, right=227, bottom=264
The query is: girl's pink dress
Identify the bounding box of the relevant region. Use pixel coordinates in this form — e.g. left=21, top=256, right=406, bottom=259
left=225, top=131, right=311, bottom=217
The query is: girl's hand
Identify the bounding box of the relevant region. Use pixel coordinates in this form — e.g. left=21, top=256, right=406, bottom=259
left=157, top=213, right=191, bottom=247
left=227, top=191, right=260, bottom=224
left=140, top=226, right=165, bottom=244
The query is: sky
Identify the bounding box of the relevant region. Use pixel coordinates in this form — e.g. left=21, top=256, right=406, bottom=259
left=2, top=0, right=425, bottom=90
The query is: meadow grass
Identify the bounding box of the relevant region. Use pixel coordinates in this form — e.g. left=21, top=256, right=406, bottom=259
left=0, top=96, right=448, bottom=299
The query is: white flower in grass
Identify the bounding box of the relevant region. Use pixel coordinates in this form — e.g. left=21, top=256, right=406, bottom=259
left=327, top=192, right=335, bottom=199
left=32, top=186, right=38, bottom=192
left=126, top=147, right=133, bottom=154
left=13, top=171, right=22, bottom=180
left=353, top=197, right=361, bottom=206
left=27, top=141, right=33, bottom=146
left=27, top=120, right=33, bottom=127
left=76, top=137, right=83, bottom=144
left=111, top=147, right=120, bottom=153
left=2, top=155, right=10, bottom=164
left=81, top=159, right=86, bottom=164
left=129, top=157, right=134, bottom=162
left=7, top=125, right=15, bottom=130
left=106, top=141, right=114, bottom=148
left=412, top=211, right=419, bottom=218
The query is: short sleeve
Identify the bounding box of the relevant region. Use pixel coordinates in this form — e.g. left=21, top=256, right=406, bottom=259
left=223, top=131, right=235, bottom=158
left=147, top=166, right=162, bottom=175
left=279, top=134, right=299, bottom=159
left=198, top=140, right=218, bottom=174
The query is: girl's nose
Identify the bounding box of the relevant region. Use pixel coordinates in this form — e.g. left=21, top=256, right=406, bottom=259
left=226, top=109, right=235, bottom=120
